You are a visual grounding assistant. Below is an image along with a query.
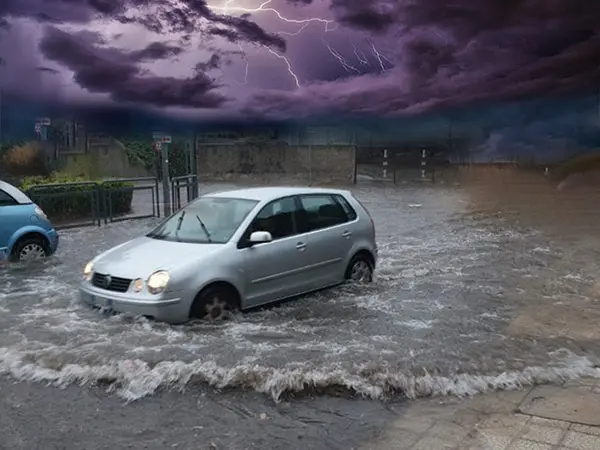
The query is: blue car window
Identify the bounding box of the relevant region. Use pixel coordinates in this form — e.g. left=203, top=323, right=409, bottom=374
left=0, top=189, right=18, bottom=206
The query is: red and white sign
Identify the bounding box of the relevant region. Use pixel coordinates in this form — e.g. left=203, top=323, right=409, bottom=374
left=153, top=141, right=161, bottom=152
left=161, top=135, right=171, bottom=143
left=34, top=123, right=41, bottom=133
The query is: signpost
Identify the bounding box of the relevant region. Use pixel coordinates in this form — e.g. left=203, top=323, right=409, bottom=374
left=35, top=117, right=50, bottom=141
left=153, top=132, right=171, bottom=216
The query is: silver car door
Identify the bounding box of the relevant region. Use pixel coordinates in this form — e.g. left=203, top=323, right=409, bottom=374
left=240, top=196, right=311, bottom=307
left=296, top=193, right=356, bottom=287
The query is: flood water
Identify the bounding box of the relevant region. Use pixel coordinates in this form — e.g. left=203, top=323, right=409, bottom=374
left=2, top=181, right=600, bottom=411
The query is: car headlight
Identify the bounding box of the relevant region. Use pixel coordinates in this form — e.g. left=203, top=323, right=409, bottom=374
left=147, top=270, right=169, bottom=294
left=132, top=278, right=144, bottom=292
left=83, top=261, right=94, bottom=280
left=34, top=206, right=48, bottom=220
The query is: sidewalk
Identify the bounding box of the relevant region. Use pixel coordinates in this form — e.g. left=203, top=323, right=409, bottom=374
left=364, top=378, right=600, bottom=450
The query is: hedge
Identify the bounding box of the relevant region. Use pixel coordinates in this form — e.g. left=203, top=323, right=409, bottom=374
left=20, top=175, right=134, bottom=221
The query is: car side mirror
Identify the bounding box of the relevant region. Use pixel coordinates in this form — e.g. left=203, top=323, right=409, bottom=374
left=248, top=231, right=272, bottom=245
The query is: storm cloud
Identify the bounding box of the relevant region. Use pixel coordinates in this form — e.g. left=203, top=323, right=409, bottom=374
left=0, top=0, right=598, bottom=118
left=38, top=27, right=227, bottom=108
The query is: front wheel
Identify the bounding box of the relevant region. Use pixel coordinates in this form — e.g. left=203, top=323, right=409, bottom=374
left=10, top=237, right=49, bottom=262
left=345, top=254, right=374, bottom=283
left=190, top=285, right=239, bottom=320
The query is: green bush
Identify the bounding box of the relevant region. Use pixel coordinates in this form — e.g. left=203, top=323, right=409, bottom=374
left=120, top=136, right=190, bottom=177
left=20, top=175, right=134, bottom=221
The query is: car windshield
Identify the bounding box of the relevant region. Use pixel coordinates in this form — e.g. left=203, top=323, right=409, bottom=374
left=147, top=196, right=258, bottom=244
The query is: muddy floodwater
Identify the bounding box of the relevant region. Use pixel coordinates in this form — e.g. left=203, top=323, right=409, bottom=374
left=1, top=181, right=600, bottom=448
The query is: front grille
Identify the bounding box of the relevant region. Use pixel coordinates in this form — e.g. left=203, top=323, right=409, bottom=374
left=91, top=272, right=132, bottom=293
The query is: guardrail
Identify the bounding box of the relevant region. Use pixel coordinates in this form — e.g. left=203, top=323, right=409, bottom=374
left=170, top=174, right=198, bottom=211
left=101, top=177, right=160, bottom=224
left=27, top=181, right=102, bottom=229
left=26, top=177, right=161, bottom=229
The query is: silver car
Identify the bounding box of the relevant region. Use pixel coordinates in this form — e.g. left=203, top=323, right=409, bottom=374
left=80, top=187, right=377, bottom=323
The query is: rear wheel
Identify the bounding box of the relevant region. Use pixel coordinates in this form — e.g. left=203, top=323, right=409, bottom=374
left=10, top=236, right=49, bottom=262
left=345, top=253, right=374, bottom=283
left=190, top=284, right=239, bottom=320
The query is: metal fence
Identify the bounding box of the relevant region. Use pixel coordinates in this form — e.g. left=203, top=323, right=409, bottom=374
left=101, top=177, right=160, bottom=224
left=26, top=177, right=161, bottom=229
left=170, top=174, right=198, bottom=211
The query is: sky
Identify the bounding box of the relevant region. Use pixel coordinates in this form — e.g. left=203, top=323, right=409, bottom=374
left=0, top=0, right=599, bottom=123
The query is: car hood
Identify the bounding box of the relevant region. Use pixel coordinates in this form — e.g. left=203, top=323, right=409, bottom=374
left=93, top=236, right=224, bottom=278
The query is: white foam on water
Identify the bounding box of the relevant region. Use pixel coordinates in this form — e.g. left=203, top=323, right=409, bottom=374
left=395, top=319, right=436, bottom=330
left=0, top=347, right=598, bottom=403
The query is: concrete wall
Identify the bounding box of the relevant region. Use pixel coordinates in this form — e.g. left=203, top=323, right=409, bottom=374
left=196, top=143, right=356, bottom=184
left=53, top=135, right=151, bottom=179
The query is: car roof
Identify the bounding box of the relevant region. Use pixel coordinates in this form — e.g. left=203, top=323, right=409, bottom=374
left=206, top=186, right=351, bottom=202
left=0, top=180, right=33, bottom=204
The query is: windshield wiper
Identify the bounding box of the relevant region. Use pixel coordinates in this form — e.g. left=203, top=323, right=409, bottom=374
left=175, top=211, right=185, bottom=241
left=195, top=214, right=212, bottom=242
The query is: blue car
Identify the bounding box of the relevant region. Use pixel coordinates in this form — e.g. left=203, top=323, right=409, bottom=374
left=0, top=180, right=59, bottom=262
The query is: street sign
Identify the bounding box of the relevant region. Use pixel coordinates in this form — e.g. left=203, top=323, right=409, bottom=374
left=41, top=117, right=50, bottom=126
left=153, top=141, right=161, bottom=151
left=34, top=123, right=41, bottom=133
left=152, top=132, right=171, bottom=143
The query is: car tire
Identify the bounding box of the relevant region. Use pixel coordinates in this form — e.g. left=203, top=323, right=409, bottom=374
left=345, top=253, right=374, bottom=283
left=10, top=236, right=49, bottom=262
left=190, top=284, right=238, bottom=320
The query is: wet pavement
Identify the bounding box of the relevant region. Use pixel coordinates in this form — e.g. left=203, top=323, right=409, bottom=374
left=1, top=180, right=600, bottom=448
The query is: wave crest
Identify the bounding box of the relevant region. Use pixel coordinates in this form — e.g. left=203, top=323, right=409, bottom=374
left=1, top=348, right=599, bottom=402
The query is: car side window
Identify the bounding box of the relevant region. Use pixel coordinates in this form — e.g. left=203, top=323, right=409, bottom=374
left=333, top=195, right=357, bottom=220
left=0, top=189, right=17, bottom=207
left=249, top=197, right=297, bottom=240
left=298, top=194, right=349, bottom=232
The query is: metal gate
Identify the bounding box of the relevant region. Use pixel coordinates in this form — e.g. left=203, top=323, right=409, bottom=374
left=153, top=133, right=199, bottom=215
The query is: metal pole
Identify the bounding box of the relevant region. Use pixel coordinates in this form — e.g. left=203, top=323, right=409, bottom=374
left=421, top=149, right=427, bottom=179
left=192, top=132, right=198, bottom=199
left=161, top=143, right=171, bottom=216
left=0, top=88, right=3, bottom=143
left=383, top=148, right=388, bottom=178
left=308, top=143, right=312, bottom=185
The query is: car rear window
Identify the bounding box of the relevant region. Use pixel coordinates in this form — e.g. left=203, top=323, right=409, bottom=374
left=0, top=189, right=17, bottom=206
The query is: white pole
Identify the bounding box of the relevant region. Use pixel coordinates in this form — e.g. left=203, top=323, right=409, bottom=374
left=382, top=148, right=388, bottom=178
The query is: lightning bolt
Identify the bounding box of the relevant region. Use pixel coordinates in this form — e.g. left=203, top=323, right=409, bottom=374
left=208, top=0, right=334, bottom=32
left=265, top=47, right=300, bottom=87
left=324, top=40, right=360, bottom=74
left=370, top=43, right=387, bottom=72
left=208, top=0, right=335, bottom=87
left=353, top=45, right=369, bottom=65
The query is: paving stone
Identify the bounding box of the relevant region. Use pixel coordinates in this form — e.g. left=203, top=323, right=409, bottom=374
left=518, top=386, right=600, bottom=426
left=411, top=436, right=456, bottom=449
left=507, top=439, right=553, bottom=450
left=465, top=429, right=513, bottom=450
left=428, top=421, right=471, bottom=444
left=561, top=431, right=600, bottom=450
left=519, top=424, right=565, bottom=444
left=528, top=417, right=570, bottom=429
left=477, top=414, right=529, bottom=434
left=570, top=424, right=600, bottom=436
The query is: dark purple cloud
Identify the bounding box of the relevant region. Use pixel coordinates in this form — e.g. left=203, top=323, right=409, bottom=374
left=38, top=27, right=227, bottom=108
left=0, top=0, right=598, bottom=119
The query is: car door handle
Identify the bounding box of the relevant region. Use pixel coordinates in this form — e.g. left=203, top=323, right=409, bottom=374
left=296, top=242, right=306, bottom=251
left=342, top=231, right=352, bottom=238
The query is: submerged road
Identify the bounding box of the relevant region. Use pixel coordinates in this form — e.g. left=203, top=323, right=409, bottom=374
left=1, top=181, right=600, bottom=449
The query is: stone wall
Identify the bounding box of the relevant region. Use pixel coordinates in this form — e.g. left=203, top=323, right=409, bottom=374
left=196, top=143, right=356, bottom=184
